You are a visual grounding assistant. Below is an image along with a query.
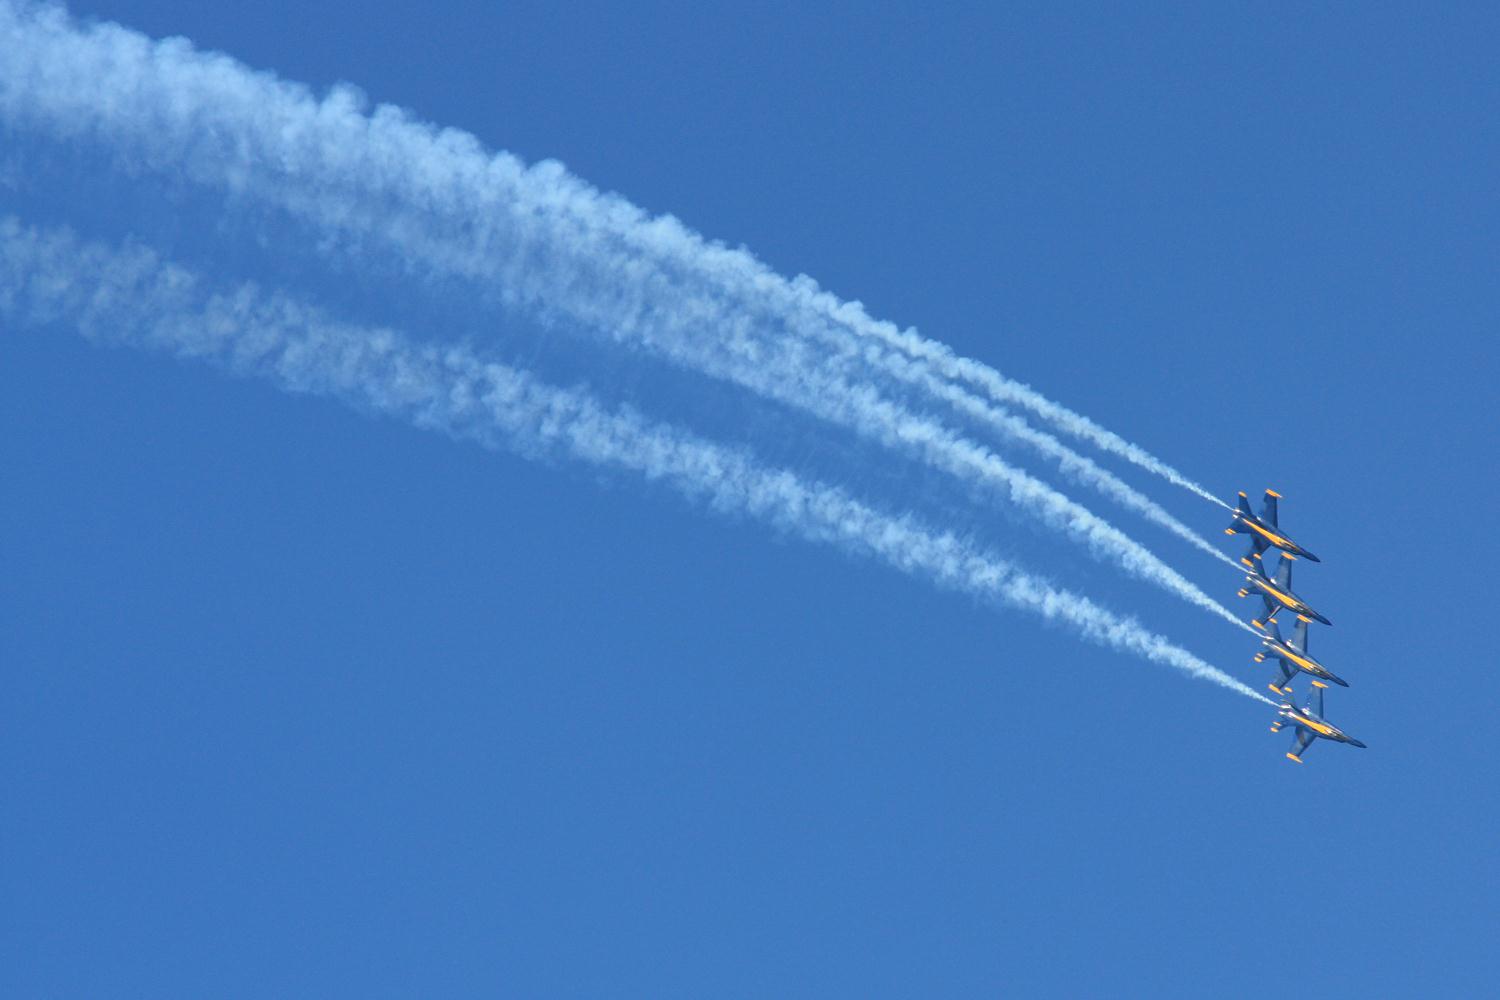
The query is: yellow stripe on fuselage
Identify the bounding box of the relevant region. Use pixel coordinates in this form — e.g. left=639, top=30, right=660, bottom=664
left=1247, top=521, right=1291, bottom=548
left=1293, top=715, right=1336, bottom=737
left=1274, top=646, right=1318, bottom=671
left=1259, top=582, right=1302, bottom=609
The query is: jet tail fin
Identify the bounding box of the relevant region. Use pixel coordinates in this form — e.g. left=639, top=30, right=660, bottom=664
left=1274, top=554, right=1294, bottom=591
left=1291, top=618, right=1310, bottom=653
left=1225, top=492, right=1254, bottom=536
left=1261, top=489, right=1281, bottom=527
left=1265, top=619, right=1285, bottom=645
left=1247, top=556, right=1271, bottom=583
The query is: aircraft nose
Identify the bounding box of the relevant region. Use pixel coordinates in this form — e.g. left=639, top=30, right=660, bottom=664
left=1349, top=738, right=1367, bottom=749
left=1302, top=550, right=1322, bottom=563
left=1331, top=675, right=1350, bottom=688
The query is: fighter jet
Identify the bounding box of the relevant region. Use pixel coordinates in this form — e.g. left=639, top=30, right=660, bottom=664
left=1255, top=619, right=1347, bottom=694
left=1238, top=552, right=1331, bottom=628
left=1271, top=685, right=1366, bottom=762
left=1224, top=489, right=1320, bottom=567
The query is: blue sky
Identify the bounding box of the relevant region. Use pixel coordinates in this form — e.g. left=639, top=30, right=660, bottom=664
left=2, top=2, right=1497, bottom=995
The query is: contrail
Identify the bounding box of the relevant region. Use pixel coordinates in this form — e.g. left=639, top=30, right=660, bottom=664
left=0, top=1, right=1245, bottom=619
left=0, top=217, right=1273, bottom=704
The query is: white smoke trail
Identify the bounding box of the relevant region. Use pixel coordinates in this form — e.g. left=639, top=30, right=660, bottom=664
left=875, top=357, right=1243, bottom=565
left=795, top=294, right=1234, bottom=508
left=0, top=0, right=1235, bottom=598
left=0, top=216, right=1273, bottom=704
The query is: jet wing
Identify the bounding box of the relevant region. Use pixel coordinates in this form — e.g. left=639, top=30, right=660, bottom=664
left=1241, top=536, right=1269, bottom=568
left=1261, top=490, right=1281, bottom=527
left=1255, top=595, right=1281, bottom=628
left=1287, top=728, right=1316, bottom=762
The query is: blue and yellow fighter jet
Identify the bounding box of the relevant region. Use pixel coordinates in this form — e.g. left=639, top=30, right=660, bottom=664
left=1239, top=552, right=1332, bottom=628
left=1271, top=685, right=1366, bottom=763
left=1224, top=489, right=1320, bottom=567
left=1255, top=619, right=1347, bottom=694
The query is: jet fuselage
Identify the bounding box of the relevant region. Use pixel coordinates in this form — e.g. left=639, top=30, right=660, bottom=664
left=1226, top=497, right=1320, bottom=563
left=1259, top=634, right=1347, bottom=690
left=1273, top=703, right=1366, bottom=758
left=1244, top=570, right=1332, bottom=627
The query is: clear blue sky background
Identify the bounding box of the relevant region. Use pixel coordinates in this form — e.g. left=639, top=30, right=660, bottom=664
left=3, top=2, right=1497, bottom=995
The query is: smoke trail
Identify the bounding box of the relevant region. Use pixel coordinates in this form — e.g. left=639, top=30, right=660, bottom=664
left=0, top=0, right=1234, bottom=591
left=791, top=291, right=1234, bottom=508
left=0, top=217, right=1273, bottom=704
left=0, top=1, right=1245, bottom=627
left=865, top=352, right=1243, bottom=565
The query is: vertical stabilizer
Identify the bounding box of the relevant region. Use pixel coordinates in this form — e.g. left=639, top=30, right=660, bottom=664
left=1291, top=618, right=1310, bottom=653
left=1261, top=489, right=1281, bottom=527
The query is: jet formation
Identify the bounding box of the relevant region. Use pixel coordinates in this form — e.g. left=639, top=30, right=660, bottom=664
left=1225, top=491, right=1364, bottom=764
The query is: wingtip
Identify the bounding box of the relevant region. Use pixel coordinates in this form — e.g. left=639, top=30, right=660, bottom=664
left=1285, top=754, right=1304, bottom=764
